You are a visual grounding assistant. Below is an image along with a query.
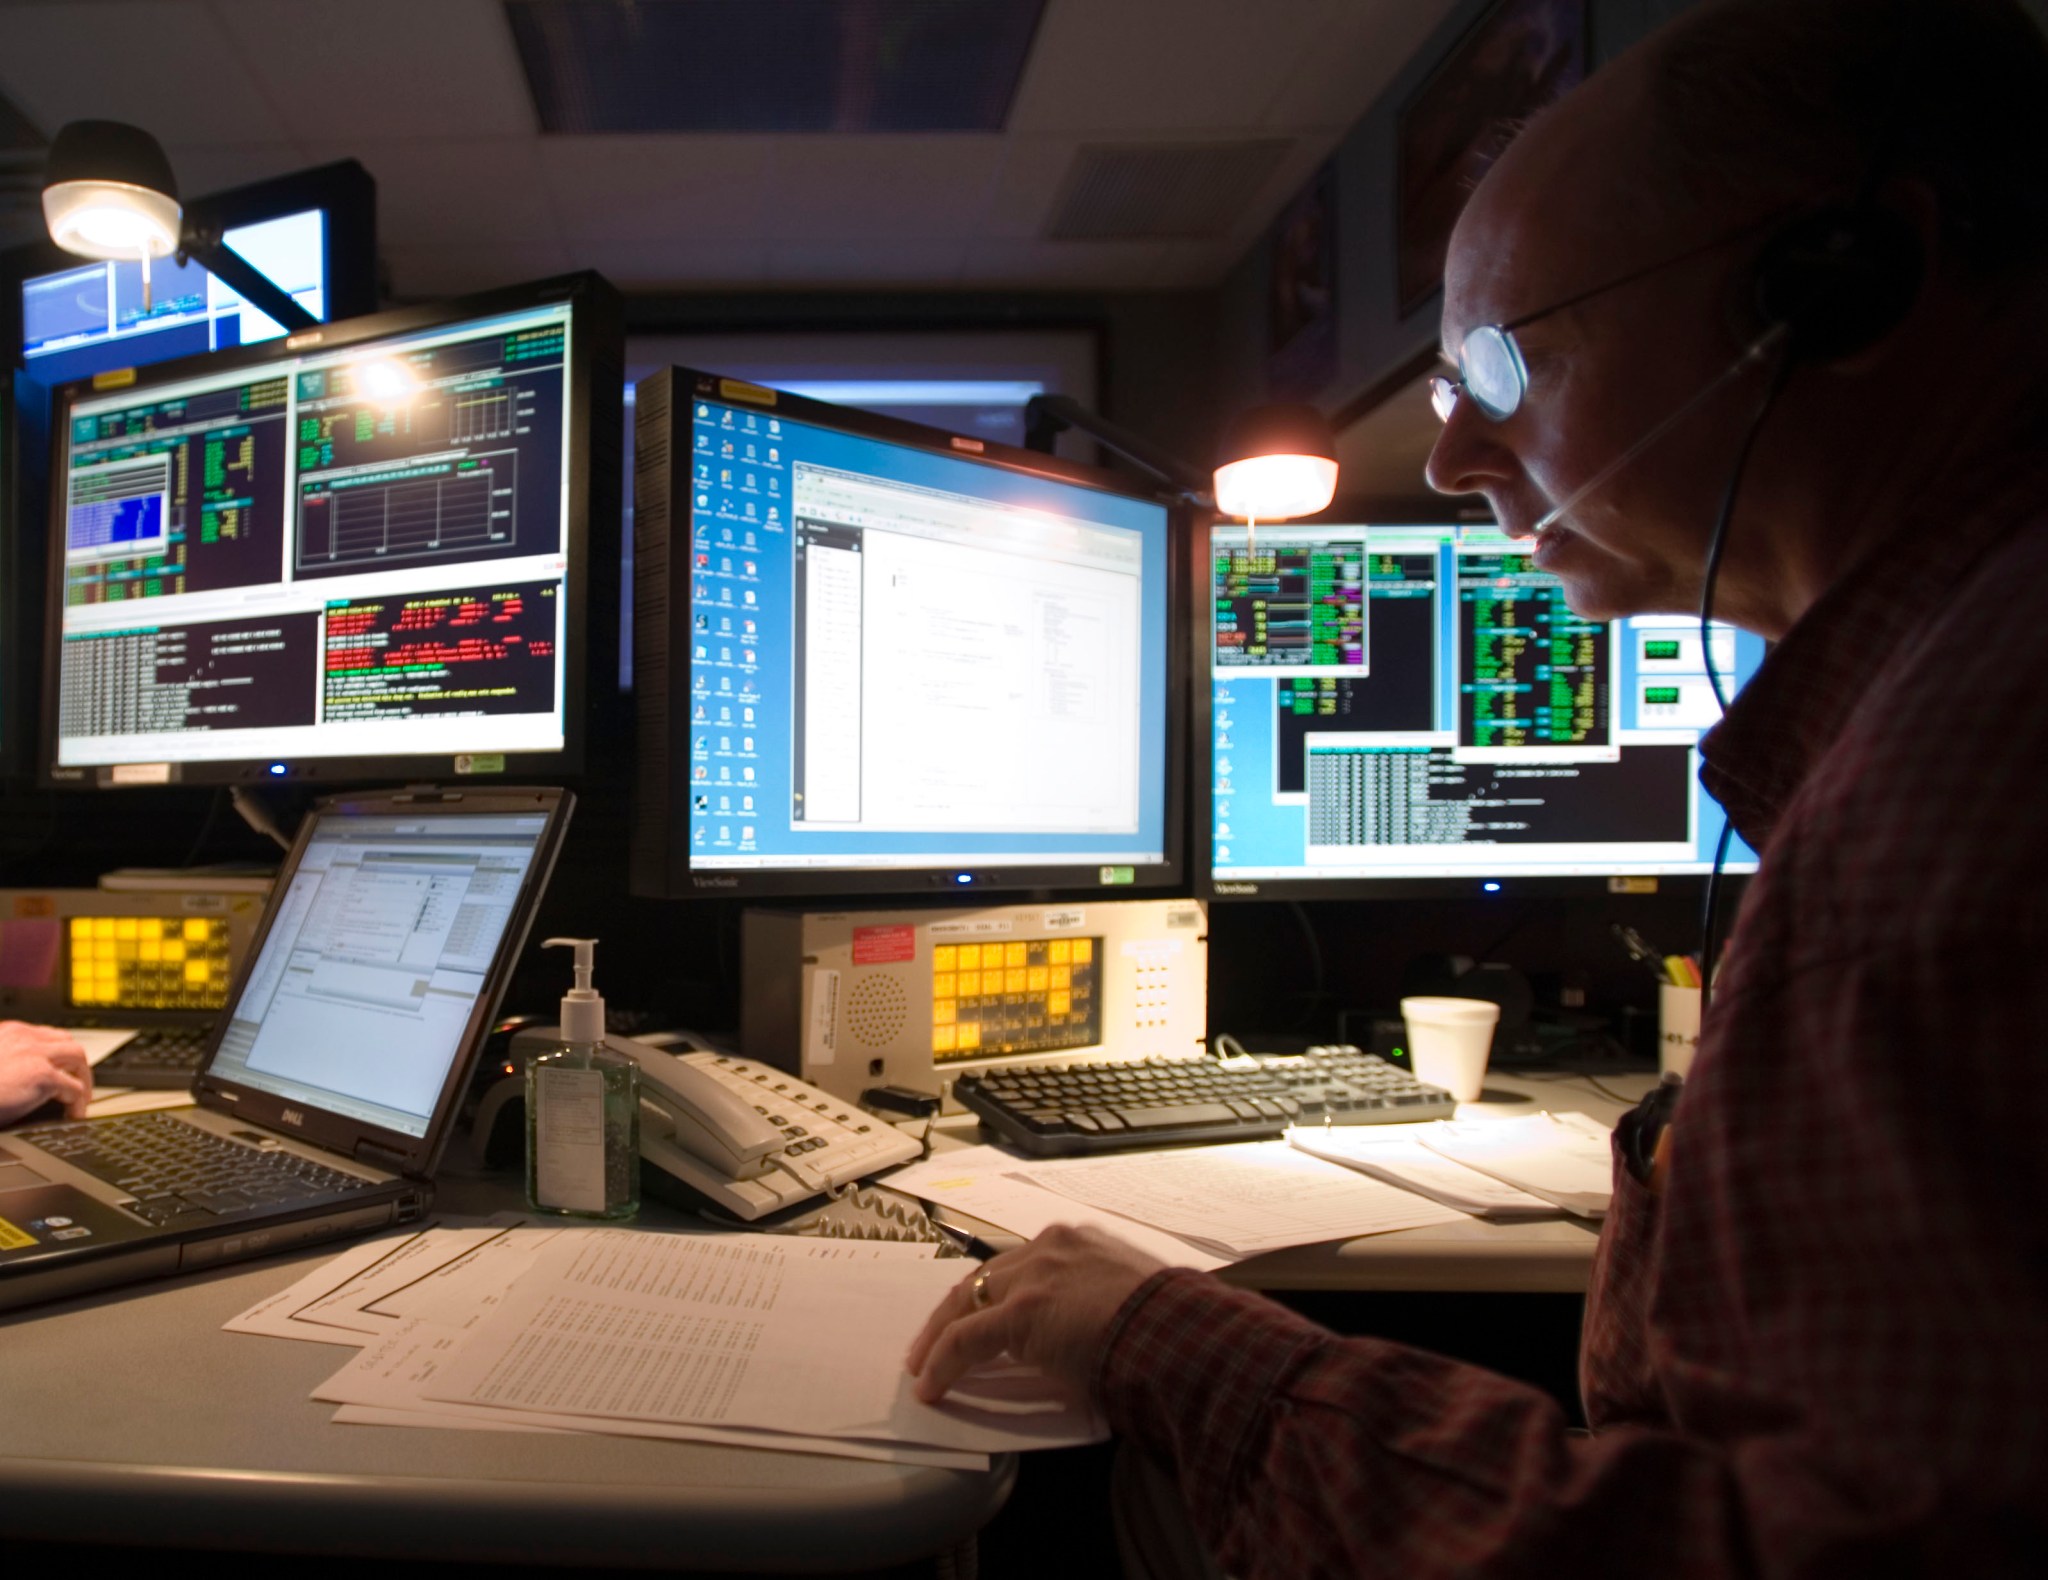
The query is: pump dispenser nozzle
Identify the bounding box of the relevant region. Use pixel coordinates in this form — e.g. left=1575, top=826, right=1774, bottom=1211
left=542, top=936, right=605, bottom=1045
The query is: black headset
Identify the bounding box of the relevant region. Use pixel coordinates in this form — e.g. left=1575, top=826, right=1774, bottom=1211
left=1749, top=200, right=1925, bottom=361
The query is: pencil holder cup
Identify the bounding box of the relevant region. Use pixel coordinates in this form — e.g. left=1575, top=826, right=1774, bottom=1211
left=1659, top=984, right=1702, bottom=1078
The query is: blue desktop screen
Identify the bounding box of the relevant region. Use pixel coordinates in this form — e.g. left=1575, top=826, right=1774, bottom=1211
left=21, top=209, right=327, bottom=387
left=685, top=393, right=1171, bottom=873
left=1210, top=523, right=1764, bottom=886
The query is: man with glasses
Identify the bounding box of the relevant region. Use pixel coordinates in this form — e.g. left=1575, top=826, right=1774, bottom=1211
left=911, top=2, right=2048, bottom=1574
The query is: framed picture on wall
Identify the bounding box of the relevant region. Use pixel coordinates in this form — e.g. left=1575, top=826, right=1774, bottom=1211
left=1396, top=0, right=1588, bottom=316
left=1266, top=161, right=1339, bottom=400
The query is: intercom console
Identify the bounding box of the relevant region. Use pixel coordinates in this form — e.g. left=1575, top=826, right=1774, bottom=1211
left=741, top=897, right=1207, bottom=1110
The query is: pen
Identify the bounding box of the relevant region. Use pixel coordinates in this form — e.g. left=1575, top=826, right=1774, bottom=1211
left=1612, top=923, right=1671, bottom=980
left=931, top=1218, right=1001, bottom=1261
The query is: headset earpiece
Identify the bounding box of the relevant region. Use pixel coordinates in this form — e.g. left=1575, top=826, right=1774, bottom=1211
left=1751, top=204, right=1925, bottom=362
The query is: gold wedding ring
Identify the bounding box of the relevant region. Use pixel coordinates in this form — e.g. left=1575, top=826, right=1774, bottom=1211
left=970, top=1267, right=994, bottom=1310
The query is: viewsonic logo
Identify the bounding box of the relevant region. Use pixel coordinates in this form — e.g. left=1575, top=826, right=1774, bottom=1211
left=281, top=1108, right=306, bottom=1126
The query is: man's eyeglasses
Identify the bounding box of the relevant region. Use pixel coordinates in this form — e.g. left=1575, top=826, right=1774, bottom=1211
left=1429, top=211, right=1791, bottom=427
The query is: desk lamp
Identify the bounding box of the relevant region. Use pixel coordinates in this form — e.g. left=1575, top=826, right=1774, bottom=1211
left=1023, top=393, right=1338, bottom=542
left=42, top=119, right=318, bottom=332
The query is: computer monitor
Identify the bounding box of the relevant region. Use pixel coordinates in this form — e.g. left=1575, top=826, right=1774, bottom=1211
left=632, top=368, right=1184, bottom=899
left=6, top=162, right=378, bottom=389
left=1204, top=519, right=1764, bottom=898
left=40, top=272, right=622, bottom=787
left=1, top=375, right=16, bottom=778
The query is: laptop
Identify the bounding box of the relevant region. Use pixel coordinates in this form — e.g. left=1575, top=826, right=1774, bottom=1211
left=0, top=785, right=573, bottom=1313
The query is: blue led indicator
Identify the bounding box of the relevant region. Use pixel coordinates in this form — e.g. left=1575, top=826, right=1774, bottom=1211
left=268, top=763, right=287, bottom=776
left=1483, top=881, right=1502, bottom=892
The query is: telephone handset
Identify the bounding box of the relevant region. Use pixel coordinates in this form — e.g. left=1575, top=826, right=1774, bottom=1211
left=616, top=1037, right=922, bottom=1220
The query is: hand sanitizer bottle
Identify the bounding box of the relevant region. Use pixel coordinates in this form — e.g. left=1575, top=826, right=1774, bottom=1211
left=526, top=936, right=639, bottom=1220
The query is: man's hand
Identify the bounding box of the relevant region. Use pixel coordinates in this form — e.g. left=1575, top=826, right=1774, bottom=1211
left=0, top=1021, right=91, bottom=1126
left=906, top=1223, right=1167, bottom=1405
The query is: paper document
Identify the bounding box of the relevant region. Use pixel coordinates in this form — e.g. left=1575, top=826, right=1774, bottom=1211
left=319, top=1317, right=988, bottom=1467
left=1417, top=1113, right=1614, bottom=1218
left=419, top=1230, right=1102, bottom=1454
left=885, top=1145, right=1232, bottom=1271
left=69, top=1028, right=139, bottom=1066
left=1286, top=1128, right=1558, bottom=1219
left=1015, top=1141, right=1465, bottom=1258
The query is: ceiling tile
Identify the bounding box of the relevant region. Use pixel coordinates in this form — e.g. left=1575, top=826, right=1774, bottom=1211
left=539, top=135, right=774, bottom=243
left=957, top=236, right=1170, bottom=290
left=1007, top=0, right=1347, bottom=135
left=571, top=238, right=770, bottom=290
left=0, top=2, right=293, bottom=146
left=211, top=0, right=536, bottom=140
left=760, top=136, right=1004, bottom=241
left=303, top=137, right=558, bottom=245
left=381, top=237, right=572, bottom=299
left=160, top=141, right=309, bottom=199
left=765, top=238, right=968, bottom=287
left=1257, top=0, right=1467, bottom=130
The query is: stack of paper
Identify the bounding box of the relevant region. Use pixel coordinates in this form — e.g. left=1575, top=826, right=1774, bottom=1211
left=226, top=1218, right=1102, bottom=1466
left=1286, top=1129, right=1560, bottom=1219
left=886, top=1141, right=1465, bottom=1261
left=1408, top=1113, right=1614, bottom=1218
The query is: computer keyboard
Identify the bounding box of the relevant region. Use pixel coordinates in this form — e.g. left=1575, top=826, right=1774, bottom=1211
left=88, top=1026, right=216, bottom=1089
left=28, top=1112, right=375, bottom=1226
left=953, top=1045, right=1457, bottom=1157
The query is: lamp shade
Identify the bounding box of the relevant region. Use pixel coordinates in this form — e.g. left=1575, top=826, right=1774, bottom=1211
left=1212, top=402, right=1339, bottom=520
left=41, top=120, right=183, bottom=261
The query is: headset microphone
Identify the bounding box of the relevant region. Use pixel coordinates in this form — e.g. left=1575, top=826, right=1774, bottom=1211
left=1529, top=325, right=1788, bottom=536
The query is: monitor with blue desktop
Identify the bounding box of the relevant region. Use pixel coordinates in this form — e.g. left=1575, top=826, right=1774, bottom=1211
left=40, top=273, right=621, bottom=787
left=632, top=370, right=1182, bottom=898
left=1206, top=520, right=1763, bottom=896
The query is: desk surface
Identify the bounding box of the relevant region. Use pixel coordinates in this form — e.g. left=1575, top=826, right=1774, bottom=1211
left=926, top=1069, right=1653, bottom=1296
left=0, top=1169, right=1013, bottom=1572
left=0, top=1067, right=1645, bottom=1564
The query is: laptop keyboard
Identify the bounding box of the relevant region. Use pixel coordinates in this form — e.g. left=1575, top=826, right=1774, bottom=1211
left=29, top=1112, right=377, bottom=1226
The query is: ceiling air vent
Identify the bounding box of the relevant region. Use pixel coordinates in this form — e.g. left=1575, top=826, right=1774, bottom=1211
left=506, top=0, right=1046, bottom=133
left=1044, top=141, right=1291, bottom=241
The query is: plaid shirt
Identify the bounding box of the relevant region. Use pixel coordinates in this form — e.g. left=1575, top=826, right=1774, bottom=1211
left=1095, top=421, right=2048, bottom=1578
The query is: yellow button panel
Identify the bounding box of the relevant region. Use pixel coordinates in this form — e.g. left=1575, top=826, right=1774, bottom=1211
left=931, top=935, right=1102, bottom=1064
left=69, top=914, right=232, bottom=1010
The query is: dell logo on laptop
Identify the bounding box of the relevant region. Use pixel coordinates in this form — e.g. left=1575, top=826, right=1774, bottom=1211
left=281, top=1108, right=305, bottom=1127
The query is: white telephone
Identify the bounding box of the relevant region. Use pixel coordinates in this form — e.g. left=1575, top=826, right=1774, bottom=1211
left=621, top=1038, right=922, bottom=1220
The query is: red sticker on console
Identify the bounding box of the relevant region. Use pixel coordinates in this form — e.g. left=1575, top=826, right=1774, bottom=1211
left=852, top=925, right=918, bottom=965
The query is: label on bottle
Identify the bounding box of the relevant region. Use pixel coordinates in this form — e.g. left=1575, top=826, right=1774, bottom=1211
left=534, top=1065, right=606, bottom=1212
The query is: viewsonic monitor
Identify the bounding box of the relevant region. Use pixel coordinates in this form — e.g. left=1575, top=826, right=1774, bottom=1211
left=41, top=272, right=622, bottom=787
left=632, top=368, right=1184, bottom=899
left=8, top=162, right=377, bottom=388
left=1204, top=520, right=1764, bottom=898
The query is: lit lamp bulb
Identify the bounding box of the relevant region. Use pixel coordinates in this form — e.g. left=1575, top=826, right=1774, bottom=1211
left=41, top=120, right=184, bottom=310
left=1212, top=402, right=1339, bottom=554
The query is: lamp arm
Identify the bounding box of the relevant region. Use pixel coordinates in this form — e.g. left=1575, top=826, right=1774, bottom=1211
left=176, top=227, right=319, bottom=333
left=1022, top=393, right=1212, bottom=503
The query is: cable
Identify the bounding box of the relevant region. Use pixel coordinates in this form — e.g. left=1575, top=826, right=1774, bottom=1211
left=1700, top=338, right=1797, bottom=712
left=1694, top=341, right=1796, bottom=1017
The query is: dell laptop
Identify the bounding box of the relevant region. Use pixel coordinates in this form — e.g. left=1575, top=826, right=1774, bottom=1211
left=0, top=785, right=573, bottom=1312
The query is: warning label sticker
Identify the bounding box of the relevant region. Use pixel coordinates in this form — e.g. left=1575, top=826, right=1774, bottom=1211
left=852, top=925, right=917, bottom=965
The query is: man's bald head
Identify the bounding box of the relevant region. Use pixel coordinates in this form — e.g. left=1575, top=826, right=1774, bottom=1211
left=1428, top=0, right=2048, bottom=636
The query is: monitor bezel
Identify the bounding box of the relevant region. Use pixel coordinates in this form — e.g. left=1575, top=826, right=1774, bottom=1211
left=640, top=365, right=1189, bottom=902
left=39, top=270, right=621, bottom=790
left=1195, top=505, right=1759, bottom=902
left=2, top=160, right=379, bottom=373
left=0, top=375, right=17, bottom=780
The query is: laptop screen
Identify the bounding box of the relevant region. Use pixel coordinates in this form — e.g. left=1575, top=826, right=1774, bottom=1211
left=208, top=810, right=551, bottom=1137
